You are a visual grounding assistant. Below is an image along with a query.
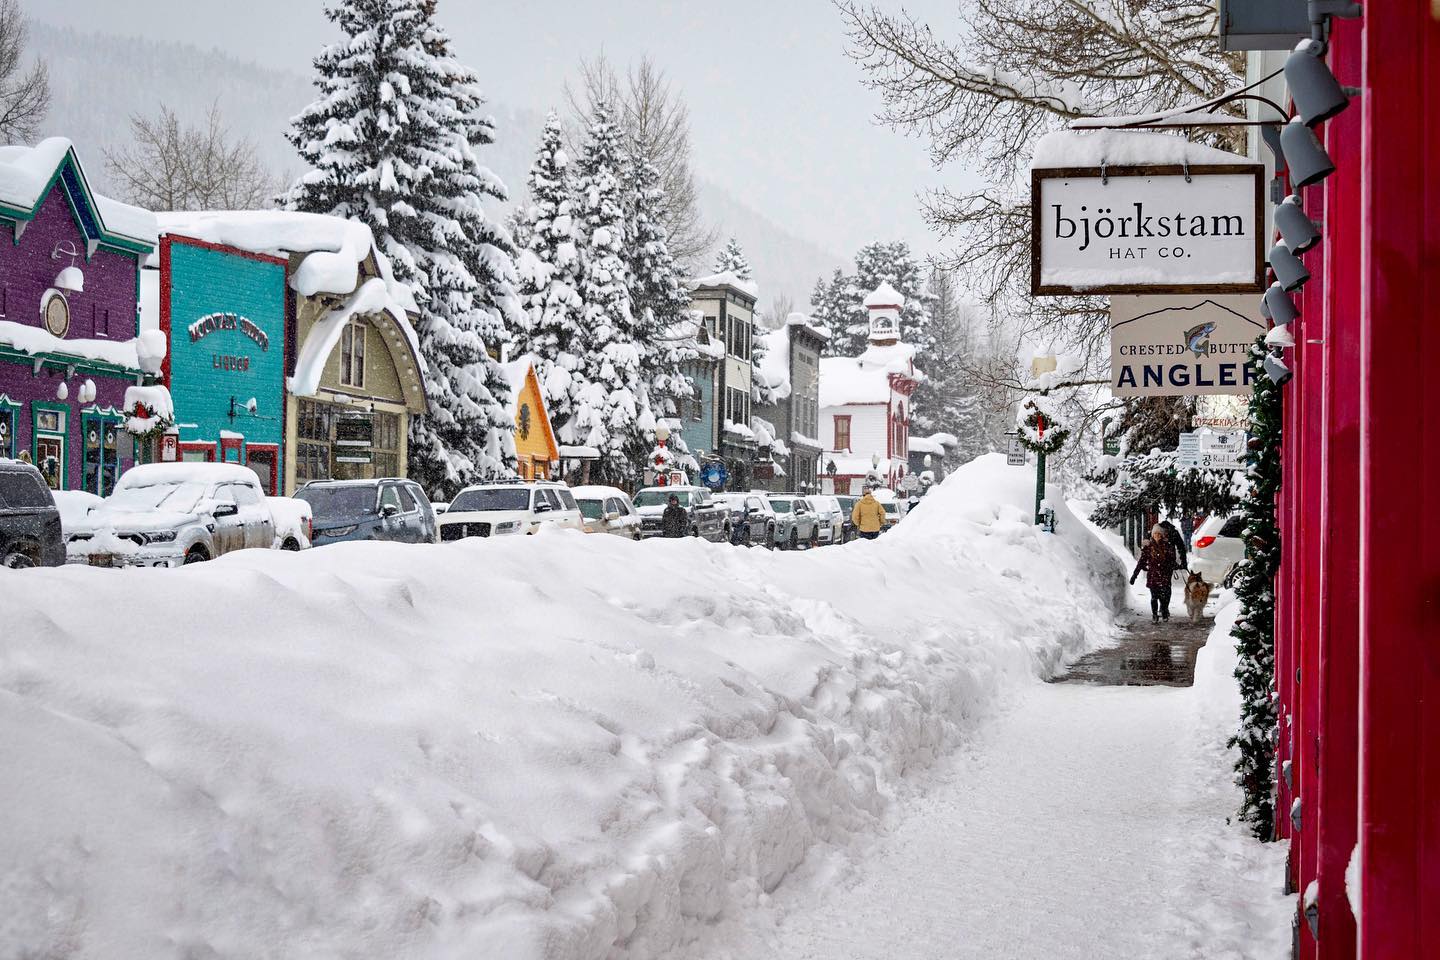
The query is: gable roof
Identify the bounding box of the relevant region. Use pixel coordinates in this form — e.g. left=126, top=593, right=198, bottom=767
left=0, top=137, right=156, bottom=252
left=497, top=355, right=559, bottom=460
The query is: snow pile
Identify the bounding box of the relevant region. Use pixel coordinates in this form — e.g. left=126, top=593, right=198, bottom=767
left=0, top=454, right=1124, bottom=959
left=754, top=327, right=791, bottom=400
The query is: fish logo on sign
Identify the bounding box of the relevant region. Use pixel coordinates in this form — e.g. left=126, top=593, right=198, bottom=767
left=1183, top=321, right=1216, bottom=358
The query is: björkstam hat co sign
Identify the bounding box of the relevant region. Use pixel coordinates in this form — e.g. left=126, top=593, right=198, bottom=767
left=1031, top=165, right=1266, bottom=295
left=1110, top=294, right=1266, bottom=397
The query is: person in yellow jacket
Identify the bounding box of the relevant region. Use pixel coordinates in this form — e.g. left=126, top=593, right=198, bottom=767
left=851, top=488, right=887, bottom=539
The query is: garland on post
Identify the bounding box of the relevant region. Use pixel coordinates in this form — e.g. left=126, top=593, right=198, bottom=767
left=1227, top=337, right=1283, bottom=840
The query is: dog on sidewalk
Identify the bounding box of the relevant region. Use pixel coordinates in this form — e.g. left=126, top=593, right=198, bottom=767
left=1183, top=572, right=1212, bottom=623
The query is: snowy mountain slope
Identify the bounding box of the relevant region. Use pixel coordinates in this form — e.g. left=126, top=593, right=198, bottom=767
left=0, top=455, right=1124, bottom=959
left=27, top=23, right=842, bottom=305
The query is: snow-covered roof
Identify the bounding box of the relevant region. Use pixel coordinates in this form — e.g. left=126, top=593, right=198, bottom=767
left=819, top=341, right=922, bottom=408
left=559, top=444, right=600, bottom=459
left=288, top=278, right=421, bottom=400
left=928, top=432, right=959, bottom=448
left=0, top=137, right=157, bottom=248
left=689, top=270, right=759, bottom=300
left=1029, top=130, right=1256, bottom=170
left=0, top=320, right=165, bottom=375
left=785, top=312, right=832, bottom=342
left=153, top=210, right=420, bottom=314
left=569, top=485, right=630, bottom=501
left=908, top=436, right=946, bottom=455
left=863, top=281, right=905, bottom=309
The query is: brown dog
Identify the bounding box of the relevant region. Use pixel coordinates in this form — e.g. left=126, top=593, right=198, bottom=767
left=1184, top=572, right=1212, bottom=622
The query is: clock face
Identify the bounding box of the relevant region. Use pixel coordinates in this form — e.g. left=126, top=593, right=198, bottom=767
left=43, top=292, right=70, bottom=337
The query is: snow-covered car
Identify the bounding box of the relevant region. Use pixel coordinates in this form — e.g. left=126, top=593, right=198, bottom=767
left=66, top=463, right=274, bottom=567
left=766, top=494, right=820, bottom=550
left=0, top=460, right=64, bottom=568
left=714, top=492, right=777, bottom=548
left=805, top=495, right=846, bottom=545
left=633, top=486, right=729, bottom=541
left=296, top=479, right=438, bottom=546
left=266, top=496, right=312, bottom=551
left=437, top=481, right=584, bottom=541
left=1190, top=514, right=1247, bottom=585
left=572, top=485, right=642, bottom=540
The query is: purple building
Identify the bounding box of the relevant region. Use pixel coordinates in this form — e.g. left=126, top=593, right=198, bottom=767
left=0, top=138, right=161, bottom=493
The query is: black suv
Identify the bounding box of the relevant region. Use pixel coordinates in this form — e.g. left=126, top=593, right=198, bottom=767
left=0, top=461, right=65, bottom=567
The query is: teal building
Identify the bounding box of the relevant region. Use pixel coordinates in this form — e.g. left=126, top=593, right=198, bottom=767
left=157, top=235, right=289, bottom=492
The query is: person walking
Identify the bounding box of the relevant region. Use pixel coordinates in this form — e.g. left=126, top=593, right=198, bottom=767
left=1159, top=519, right=1188, bottom=574
left=1131, top=524, right=1179, bottom=623
left=851, top=488, right=886, bottom=540
left=661, top=494, right=689, bottom=538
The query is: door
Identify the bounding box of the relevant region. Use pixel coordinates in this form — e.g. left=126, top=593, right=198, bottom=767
left=34, top=435, right=65, bottom=490
left=246, top=445, right=279, bottom=495
left=395, top=483, right=425, bottom=543
left=230, top=482, right=271, bottom=549
left=209, top=485, right=244, bottom=554
left=377, top=482, right=405, bottom=541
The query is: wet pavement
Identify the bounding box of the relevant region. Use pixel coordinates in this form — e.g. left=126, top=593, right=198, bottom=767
left=1051, top=613, right=1211, bottom=687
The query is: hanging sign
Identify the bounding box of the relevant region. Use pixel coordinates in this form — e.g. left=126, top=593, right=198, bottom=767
left=1031, top=164, right=1265, bottom=295
left=1110, top=295, right=1265, bottom=397
left=1177, top=429, right=1244, bottom=470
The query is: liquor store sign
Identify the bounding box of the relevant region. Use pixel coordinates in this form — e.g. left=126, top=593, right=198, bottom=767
left=1110, top=295, right=1265, bottom=397
left=1031, top=165, right=1265, bottom=295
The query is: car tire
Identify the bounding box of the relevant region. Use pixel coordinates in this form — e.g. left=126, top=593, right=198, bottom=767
left=788, top=529, right=798, bottom=551
left=809, top=528, right=820, bottom=550
left=183, top=546, right=210, bottom=565
left=765, top=524, right=776, bottom=550
left=2, top=548, right=37, bottom=569
left=281, top=537, right=301, bottom=551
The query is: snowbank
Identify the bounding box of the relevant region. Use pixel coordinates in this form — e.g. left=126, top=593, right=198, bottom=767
left=1030, top=129, right=1256, bottom=169
left=0, top=454, right=1124, bottom=959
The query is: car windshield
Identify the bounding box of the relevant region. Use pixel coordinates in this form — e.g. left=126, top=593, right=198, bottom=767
left=769, top=499, right=793, bottom=514
left=449, top=488, right=531, bottom=512
left=577, top=499, right=605, bottom=520
left=635, top=490, right=689, bottom=508
left=104, top=482, right=205, bottom=513
left=1219, top=515, right=1246, bottom=538
left=883, top=502, right=899, bottom=515
left=297, top=485, right=376, bottom=518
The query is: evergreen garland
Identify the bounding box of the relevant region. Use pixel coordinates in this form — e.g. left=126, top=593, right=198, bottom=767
left=1227, top=337, right=1283, bottom=839
left=1087, top=448, right=1242, bottom=528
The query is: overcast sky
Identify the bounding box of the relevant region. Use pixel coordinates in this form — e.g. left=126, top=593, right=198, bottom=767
left=27, top=0, right=983, bottom=265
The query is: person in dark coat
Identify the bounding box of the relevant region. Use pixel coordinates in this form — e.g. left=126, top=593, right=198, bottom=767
left=1159, top=519, right=1188, bottom=573
left=661, top=494, right=689, bottom=538
left=1132, top=524, right=1180, bottom=623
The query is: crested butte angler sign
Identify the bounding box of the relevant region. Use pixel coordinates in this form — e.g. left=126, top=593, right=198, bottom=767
left=1031, top=165, right=1265, bottom=295
left=1110, top=294, right=1265, bottom=397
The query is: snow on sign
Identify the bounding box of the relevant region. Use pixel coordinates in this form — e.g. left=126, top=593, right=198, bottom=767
left=1110, top=295, right=1266, bottom=396
left=1030, top=165, right=1265, bottom=296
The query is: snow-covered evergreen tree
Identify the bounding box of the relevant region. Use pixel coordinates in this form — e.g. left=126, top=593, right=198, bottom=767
left=514, top=111, right=585, bottom=438
left=625, top=150, right=696, bottom=463
left=712, top=236, right=752, bottom=282
left=281, top=0, right=519, bottom=498
left=915, top=268, right=990, bottom=460
left=567, top=99, right=652, bottom=484
left=810, top=267, right=853, bottom=350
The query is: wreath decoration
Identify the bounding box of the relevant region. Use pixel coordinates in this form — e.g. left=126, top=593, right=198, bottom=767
left=1017, top=399, right=1069, bottom=455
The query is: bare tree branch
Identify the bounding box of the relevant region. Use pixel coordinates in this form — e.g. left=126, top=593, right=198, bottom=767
left=104, top=102, right=277, bottom=211
left=0, top=0, right=49, bottom=142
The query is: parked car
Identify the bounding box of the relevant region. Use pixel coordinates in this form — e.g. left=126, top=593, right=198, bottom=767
left=835, top=495, right=859, bottom=542
left=67, top=463, right=274, bottom=567
left=1190, top=514, right=1247, bottom=585
left=431, top=501, right=449, bottom=515
left=715, top=492, right=777, bottom=548
left=437, top=480, right=585, bottom=541
left=806, top=494, right=846, bottom=545
left=572, top=485, right=642, bottom=540
left=633, top=485, right=729, bottom=541
left=0, top=460, right=65, bottom=567
left=766, top=494, right=820, bottom=550
left=296, top=479, right=438, bottom=547
left=266, top=495, right=312, bottom=551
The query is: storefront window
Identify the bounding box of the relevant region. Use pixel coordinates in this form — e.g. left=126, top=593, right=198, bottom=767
left=82, top=416, right=122, bottom=496
left=296, top=399, right=335, bottom=484
left=33, top=408, right=66, bottom=490
left=0, top=406, right=14, bottom=459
